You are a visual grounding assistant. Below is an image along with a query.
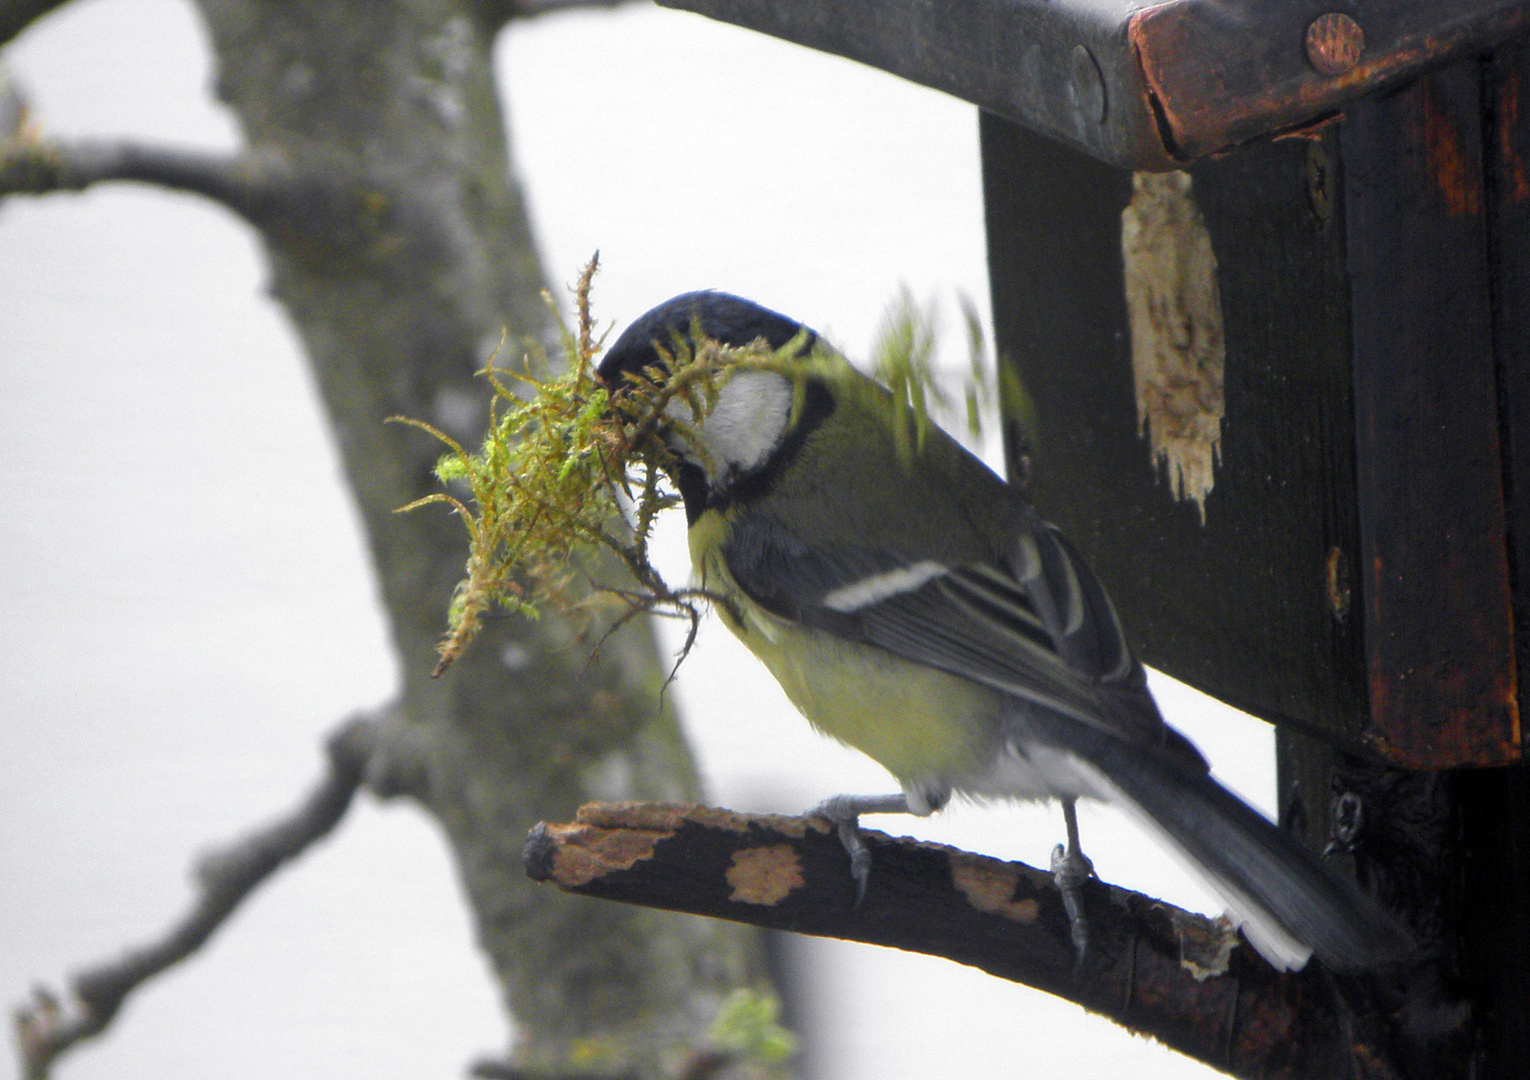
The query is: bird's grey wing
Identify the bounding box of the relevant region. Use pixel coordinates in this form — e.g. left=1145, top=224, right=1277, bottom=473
left=720, top=511, right=1183, bottom=755
left=722, top=514, right=1424, bottom=970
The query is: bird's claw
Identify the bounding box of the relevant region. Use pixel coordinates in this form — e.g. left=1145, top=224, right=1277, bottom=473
left=812, top=796, right=873, bottom=903
left=811, top=793, right=907, bottom=905
left=1051, top=840, right=1095, bottom=972
left=838, top=822, right=873, bottom=903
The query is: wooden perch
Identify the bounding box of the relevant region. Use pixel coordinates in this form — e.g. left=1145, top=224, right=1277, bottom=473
left=527, top=802, right=1424, bottom=1080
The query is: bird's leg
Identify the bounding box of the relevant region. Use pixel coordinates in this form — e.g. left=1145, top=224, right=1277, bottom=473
left=1050, top=797, right=1095, bottom=971
left=810, top=793, right=910, bottom=903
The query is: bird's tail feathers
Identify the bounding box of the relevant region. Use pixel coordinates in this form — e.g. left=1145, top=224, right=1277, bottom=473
left=1072, top=744, right=1414, bottom=973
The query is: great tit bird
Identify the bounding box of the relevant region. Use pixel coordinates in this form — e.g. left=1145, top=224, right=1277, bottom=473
left=597, top=290, right=1413, bottom=973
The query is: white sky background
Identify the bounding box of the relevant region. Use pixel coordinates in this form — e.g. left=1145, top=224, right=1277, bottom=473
left=0, top=2, right=1272, bottom=1078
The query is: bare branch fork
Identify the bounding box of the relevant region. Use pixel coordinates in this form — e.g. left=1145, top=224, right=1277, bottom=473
left=526, top=802, right=1428, bottom=1080
left=3, top=0, right=772, bottom=1075
left=0, top=135, right=404, bottom=246
left=1, top=138, right=262, bottom=207
left=12, top=711, right=398, bottom=1080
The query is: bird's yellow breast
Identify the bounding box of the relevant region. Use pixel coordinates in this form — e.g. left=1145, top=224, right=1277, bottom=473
left=690, top=512, right=1000, bottom=784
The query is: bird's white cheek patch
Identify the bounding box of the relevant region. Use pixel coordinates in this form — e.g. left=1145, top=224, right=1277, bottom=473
left=698, top=371, right=792, bottom=476
left=822, top=562, right=948, bottom=612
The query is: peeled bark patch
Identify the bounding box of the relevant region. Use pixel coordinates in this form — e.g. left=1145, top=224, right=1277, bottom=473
left=1170, top=909, right=1239, bottom=981
left=524, top=821, right=664, bottom=887
left=949, top=852, right=1040, bottom=923
left=726, top=845, right=805, bottom=905
left=1122, top=170, right=1226, bottom=524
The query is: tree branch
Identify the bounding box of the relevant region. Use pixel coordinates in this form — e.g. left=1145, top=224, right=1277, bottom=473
left=514, top=0, right=638, bottom=15
left=0, top=134, right=404, bottom=266
left=527, top=802, right=1425, bottom=1080
left=13, top=712, right=386, bottom=1080
left=0, top=136, right=289, bottom=216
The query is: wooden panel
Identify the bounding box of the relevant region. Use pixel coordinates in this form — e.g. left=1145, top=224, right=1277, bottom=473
left=1458, top=762, right=1530, bottom=1076
left=1490, top=43, right=1530, bottom=755
left=1341, top=62, right=1520, bottom=767
left=981, top=112, right=1369, bottom=742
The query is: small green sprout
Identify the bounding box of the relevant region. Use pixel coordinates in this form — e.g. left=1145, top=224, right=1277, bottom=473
left=708, top=988, right=797, bottom=1071
left=395, top=258, right=998, bottom=677
left=871, top=286, right=944, bottom=462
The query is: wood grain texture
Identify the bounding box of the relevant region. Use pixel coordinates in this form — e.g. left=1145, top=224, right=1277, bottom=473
left=981, top=113, right=1368, bottom=744
left=1342, top=61, right=1520, bottom=767
left=1490, top=43, right=1530, bottom=757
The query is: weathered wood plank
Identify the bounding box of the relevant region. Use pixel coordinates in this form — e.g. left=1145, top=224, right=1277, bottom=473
left=981, top=113, right=1369, bottom=743
left=1342, top=60, right=1519, bottom=767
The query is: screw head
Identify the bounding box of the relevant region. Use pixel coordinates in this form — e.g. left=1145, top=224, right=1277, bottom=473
left=1306, top=13, right=1364, bottom=77
left=1332, top=791, right=1364, bottom=845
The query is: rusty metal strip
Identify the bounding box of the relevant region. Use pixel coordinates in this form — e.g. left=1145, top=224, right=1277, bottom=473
left=1133, top=0, right=1530, bottom=163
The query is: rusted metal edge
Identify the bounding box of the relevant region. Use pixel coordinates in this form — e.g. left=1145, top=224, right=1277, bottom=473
left=1133, top=0, right=1530, bottom=164
left=658, top=0, right=1530, bottom=171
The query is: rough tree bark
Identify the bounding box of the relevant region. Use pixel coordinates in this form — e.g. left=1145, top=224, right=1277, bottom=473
left=526, top=803, right=1443, bottom=1080
left=1, top=2, right=776, bottom=1078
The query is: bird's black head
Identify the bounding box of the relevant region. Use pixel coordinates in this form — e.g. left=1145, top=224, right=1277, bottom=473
left=595, top=291, right=817, bottom=388
left=597, top=291, right=833, bottom=523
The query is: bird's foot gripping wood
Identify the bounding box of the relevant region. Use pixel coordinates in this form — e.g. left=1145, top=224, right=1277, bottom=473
left=1051, top=797, right=1095, bottom=974
left=811, top=793, right=911, bottom=903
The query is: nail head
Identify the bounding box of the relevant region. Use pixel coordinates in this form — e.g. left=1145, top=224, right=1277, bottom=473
left=1306, top=13, right=1364, bottom=77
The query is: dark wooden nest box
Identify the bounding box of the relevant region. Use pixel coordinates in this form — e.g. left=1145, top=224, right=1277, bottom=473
left=659, top=2, right=1530, bottom=1071
left=664, top=0, right=1530, bottom=773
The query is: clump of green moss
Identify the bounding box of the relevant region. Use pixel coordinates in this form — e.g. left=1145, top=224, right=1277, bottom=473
left=395, top=258, right=809, bottom=674
left=398, top=257, right=995, bottom=677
